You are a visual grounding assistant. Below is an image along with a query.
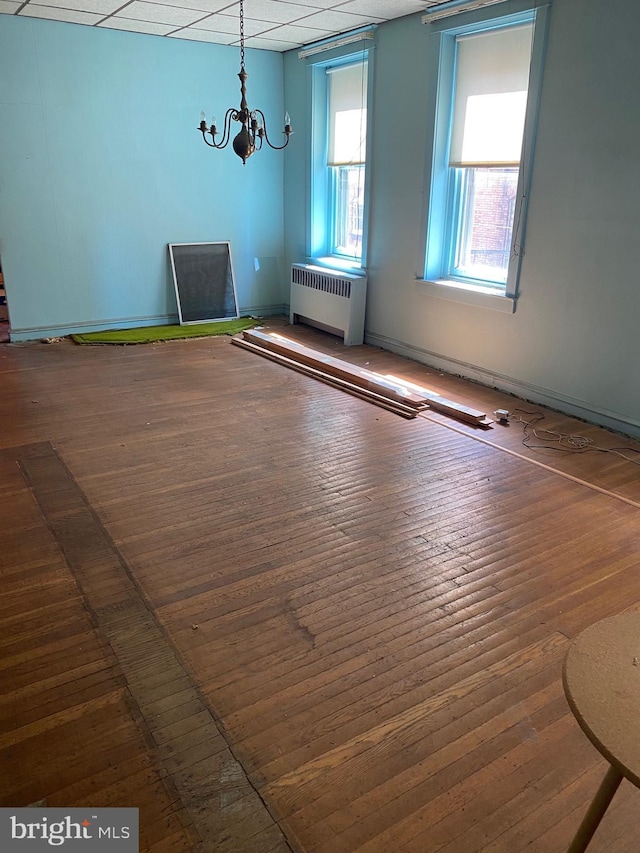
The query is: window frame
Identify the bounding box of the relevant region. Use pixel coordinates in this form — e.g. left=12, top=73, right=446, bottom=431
left=420, top=1, right=550, bottom=310
left=305, top=37, right=375, bottom=272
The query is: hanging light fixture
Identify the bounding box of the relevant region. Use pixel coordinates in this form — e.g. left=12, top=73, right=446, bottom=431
left=198, top=0, right=292, bottom=164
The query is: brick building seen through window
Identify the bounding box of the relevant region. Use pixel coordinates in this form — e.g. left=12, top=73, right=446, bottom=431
left=454, top=167, right=519, bottom=284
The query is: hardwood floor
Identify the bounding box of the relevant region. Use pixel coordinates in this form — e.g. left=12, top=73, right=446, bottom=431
left=2, top=320, right=640, bottom=852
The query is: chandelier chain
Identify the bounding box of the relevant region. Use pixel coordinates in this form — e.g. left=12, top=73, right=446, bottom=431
left=239, top=0, right=245, bottom=71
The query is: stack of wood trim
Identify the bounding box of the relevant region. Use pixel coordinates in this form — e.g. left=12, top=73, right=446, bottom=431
left=232, top=329, right=492, bottom=427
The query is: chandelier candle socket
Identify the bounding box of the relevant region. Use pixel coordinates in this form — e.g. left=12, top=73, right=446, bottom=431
left=198, top=0, right=292, bottom=164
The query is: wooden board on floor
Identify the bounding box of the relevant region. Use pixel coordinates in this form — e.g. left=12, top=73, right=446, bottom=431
left=232, top=335, right=419, bottom=418
left=238, top=329, right=426, bottom=407
left=238, top=328, right=492, bottom=426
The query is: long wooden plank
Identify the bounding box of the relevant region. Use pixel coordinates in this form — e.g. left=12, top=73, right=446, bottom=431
left=232, top=335, right=417, bottom=418
left=240, top=328, right=426, bottom=406
left=239, top=328, right=492, bottom=425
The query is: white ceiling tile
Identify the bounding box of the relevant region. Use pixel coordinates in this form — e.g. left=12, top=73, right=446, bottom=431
left=98, top=16, right=176, bottom=32
left=243, top=34, right=303, bottom=50
left=195, top=13, right=273, bottom=35
left=226, top=0, right=324, bottom=25
left=186, top=12, right=239, bottom=32
left=19, top=4, right=104, bottom=23
left=9, top=0, right=437, bottom=48
left=169, top=26, right=236, bottom=41
left=297, top=8, right=384, bottom=29
left=113, top=1, right=209, bottom=25
left=153, top=0, right=235, bottom=10
left=277, top=0, right=341, bottom=8
left=334, top=0, right=427, bottom=17
left=34, top=0, right=124, bottom=12
left=167, top=27, right=235, bottom=39
left=265, top=22, right=334, bottom=42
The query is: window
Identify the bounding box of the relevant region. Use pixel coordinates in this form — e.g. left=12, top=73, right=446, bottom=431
left=452, top=166, right=519, bottom=282
left=423, top=5, right=549, bottom=303
left=327, top=63, right=368, bottom=260
left=306, top=38, right=373, bottom=270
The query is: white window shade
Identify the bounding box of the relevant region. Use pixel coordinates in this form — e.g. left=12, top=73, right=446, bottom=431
left=449, top=23, right=533, bottom=167
left=327, top=62, right=368, bottom=166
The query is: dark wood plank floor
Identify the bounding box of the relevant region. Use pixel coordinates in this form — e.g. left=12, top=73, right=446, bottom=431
left=2, top=319, right=640, bottom=852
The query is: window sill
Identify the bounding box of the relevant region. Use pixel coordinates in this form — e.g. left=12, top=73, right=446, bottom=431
left=416, top=278, right=517, bottom=313
left=308, top=256, right=366, bottom=276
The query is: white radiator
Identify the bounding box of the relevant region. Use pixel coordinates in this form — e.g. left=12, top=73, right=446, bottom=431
left=289, top=264, right=367, bottom=346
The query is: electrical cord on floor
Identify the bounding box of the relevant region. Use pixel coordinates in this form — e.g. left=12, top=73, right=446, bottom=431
left=506, top=408, right=640, bottom=466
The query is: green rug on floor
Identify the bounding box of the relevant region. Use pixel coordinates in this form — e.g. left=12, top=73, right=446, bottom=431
left=71, top=317, right=260, bottom=344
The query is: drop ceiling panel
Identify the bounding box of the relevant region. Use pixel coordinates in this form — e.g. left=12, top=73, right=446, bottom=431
left=99, top=16, right=176, bottom=33
left=19, top=4, right=104, bottom=23
left=1, top=0, right=460, bottom=50
left=156, top=0, right=236, bottom=11
left=239, top=0, right=324, bottom=24
left=36, top=0, right=124, bottom=12
left=168, top=26, right=237, bottom=41
left=194, top=13, right=272, bottom=35
left=336, top=0, right=430, bottom=15
left=243, top=34, right=304, bottom=50
left=297, top=8, right=384, bottom=29
left=262, top=22, right=334, bottom=42
left=112, top=1, right=209, bottom=25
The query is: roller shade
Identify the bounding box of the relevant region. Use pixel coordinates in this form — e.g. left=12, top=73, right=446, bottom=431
left=449, top=23, right=533, bottom=168
left=327, top=61, right=368, bottom=166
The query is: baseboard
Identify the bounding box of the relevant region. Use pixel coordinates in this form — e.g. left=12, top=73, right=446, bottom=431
left=9, top=313, right=180, bottom=342
left=365, top=331, right=640, bottom=439
left=9, top=305, right=288, bottom=342
left=238, top=304, right=288, bottom=318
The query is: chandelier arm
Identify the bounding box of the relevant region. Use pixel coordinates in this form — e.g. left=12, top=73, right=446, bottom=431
left=216, top=108, right=237, bottom=149
left=200, top=131, right=220, bottom=148
left=199, top=108, right=235, bottom=149
left=255, top=110, right=292, bottom=151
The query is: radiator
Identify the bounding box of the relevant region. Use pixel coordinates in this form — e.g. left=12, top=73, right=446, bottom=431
left=289, top=264, right=367, bottom=346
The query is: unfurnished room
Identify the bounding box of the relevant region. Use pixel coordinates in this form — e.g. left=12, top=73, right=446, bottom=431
left=2, top=0, right=640, bottom=851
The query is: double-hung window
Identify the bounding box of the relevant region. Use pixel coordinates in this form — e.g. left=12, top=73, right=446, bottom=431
left=449, top=24, right=532, bottom=285
left=423, top=4, right=549, bottom=305
left=327, top=63, right=368, bottom=260
left=305, top=35, right=373, bottom=270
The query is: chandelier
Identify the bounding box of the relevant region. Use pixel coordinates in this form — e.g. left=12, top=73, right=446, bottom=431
left=198, top=0, right=292, bottom=164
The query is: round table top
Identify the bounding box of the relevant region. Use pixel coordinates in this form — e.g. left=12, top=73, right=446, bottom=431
left=563, top=612, right=640, bottom=788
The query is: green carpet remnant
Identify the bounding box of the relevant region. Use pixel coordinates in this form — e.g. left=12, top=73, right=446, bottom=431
left=72, top=317, right=260, bottom=344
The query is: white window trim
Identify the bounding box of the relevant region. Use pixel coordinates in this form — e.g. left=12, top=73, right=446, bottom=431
left=304, top=34, right=376, bottom=272
left=418, top=0, right=551, bottom=311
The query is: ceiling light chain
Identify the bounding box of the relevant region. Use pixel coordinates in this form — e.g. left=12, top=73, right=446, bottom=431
left=198, top=0, right=292, bottom=164
left=239, top=0, right=245, bottom=73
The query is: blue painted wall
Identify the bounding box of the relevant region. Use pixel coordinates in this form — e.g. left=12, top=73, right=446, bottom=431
left=3, top=1, right=640, bottom=436
left=283, top=0, right=640, bottom=437
left=0, top=15, right=286, bottom=338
